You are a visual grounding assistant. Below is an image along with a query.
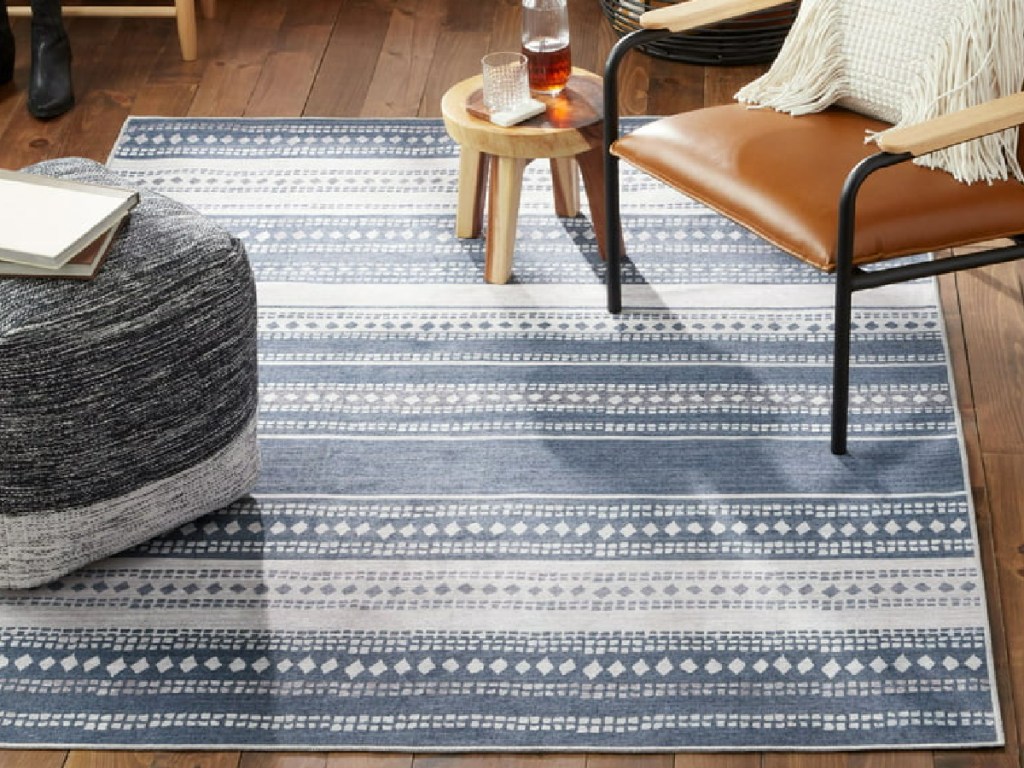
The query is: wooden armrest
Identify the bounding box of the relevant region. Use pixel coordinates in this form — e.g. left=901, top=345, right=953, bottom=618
left=875, top=91, right=1024, bottom=157
left=640, top=0, right=794, bottom=33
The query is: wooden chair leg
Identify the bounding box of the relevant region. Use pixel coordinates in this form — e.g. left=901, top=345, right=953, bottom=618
left=578, top=143, right=621, bottom=264
left=485, top=156, right=527, bottom=284
left=455, top=148, right=488, bottom=239
left=175, top=0, right=198, bottom=60
left=550, top=157, right=579, bottom=217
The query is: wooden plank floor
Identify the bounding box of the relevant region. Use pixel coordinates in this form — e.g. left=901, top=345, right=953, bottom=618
left=1, top=0, right=1022, bottom=766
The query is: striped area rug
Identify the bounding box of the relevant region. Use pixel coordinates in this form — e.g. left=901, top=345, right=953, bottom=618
left=0, top=118, right=1001, bottom=750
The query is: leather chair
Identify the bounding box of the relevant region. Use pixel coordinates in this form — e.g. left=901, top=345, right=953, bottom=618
left=603, top=0, right=1024, bottom=455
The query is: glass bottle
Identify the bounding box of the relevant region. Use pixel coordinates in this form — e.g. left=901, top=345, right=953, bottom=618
left=521, top=0, right=572, bottom=96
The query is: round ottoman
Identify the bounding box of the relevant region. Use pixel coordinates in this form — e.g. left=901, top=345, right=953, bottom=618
left=0, top=157, right=261, bottom=589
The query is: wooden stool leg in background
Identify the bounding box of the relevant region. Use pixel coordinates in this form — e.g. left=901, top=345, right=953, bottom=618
left=174, top=0, right=198, bottom=60
left=577, top=144, right=620, bottom=262
left=455, top=148, right=488, bottom=239
left=200, top=0, right=216, bottom=19
left=485, top=155, right=527, bottom=284
left=550, top=157, right=580, bottom=217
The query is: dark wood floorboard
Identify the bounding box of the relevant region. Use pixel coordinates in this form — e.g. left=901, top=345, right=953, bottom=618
left=0, top=1, right=1021, bottom=767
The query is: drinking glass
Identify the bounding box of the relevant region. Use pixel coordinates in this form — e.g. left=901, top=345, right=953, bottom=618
left=481, top=52, right=532, bottom=113
left=521, top=0, right=572, bottom=95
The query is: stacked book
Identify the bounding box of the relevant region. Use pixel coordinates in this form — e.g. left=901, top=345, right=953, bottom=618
left=0, top=169, right=139, bottom=279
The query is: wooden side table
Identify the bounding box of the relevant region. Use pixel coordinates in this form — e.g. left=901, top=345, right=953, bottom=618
left=441, top=68, right=609, bottom=284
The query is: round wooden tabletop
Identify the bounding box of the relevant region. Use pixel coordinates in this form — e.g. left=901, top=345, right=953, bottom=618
left=441, top=67, right=604, bottom=159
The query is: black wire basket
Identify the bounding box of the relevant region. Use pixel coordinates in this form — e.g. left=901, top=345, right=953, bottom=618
left=599, top=0, right=800, bottom=66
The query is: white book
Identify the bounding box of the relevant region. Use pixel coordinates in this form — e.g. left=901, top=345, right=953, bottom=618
left=0, top=215, right=129, bottom=280
left=0, top=169, right=139, bottom=270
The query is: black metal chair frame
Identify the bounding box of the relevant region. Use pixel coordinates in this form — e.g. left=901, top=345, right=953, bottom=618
left=603, top=28, right=1024, bottom=455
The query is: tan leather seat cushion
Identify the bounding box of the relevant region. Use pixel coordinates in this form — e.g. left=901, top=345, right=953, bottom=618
left=612, top=104, right=1024, bottom=271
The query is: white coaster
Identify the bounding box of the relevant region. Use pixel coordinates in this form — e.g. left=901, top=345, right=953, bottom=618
left=490, top=99, right=547, bottom=127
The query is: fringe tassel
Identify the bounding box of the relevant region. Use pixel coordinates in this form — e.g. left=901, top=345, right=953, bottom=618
left=735, top=0, right=1024, bottom=185
left=735, top=0, right=847, bottom=114
left=873, top=0, right=1024, bottom=184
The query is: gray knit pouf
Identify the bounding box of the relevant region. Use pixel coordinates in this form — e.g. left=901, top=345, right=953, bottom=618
left=0, top=158, right=260, bottom=589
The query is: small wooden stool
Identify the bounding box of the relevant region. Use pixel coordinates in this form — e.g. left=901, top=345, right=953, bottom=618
left=441, top=68, right=609, bottom=284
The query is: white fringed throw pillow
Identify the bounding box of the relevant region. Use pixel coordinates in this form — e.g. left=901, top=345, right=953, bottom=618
left=735, top=0, right=1024, bottom=184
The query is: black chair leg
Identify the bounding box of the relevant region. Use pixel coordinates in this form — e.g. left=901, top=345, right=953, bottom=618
left=830, top=264, right=853, bottom=455
left=602, top=30, right=665, bottom=315
left=829, top=151, right=914, bottom=454
left=605, top=152, right=623, bottom=314
left=830, top=164, right=860, bottom=456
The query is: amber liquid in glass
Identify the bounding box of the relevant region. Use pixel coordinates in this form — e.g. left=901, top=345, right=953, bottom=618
left=522, top=41, right=571, bottom=94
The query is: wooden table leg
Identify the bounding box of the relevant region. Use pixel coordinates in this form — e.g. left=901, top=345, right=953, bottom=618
left=456, top=147, right=488, bottom=239
left=485, top=155, right=527, bottom=284
left=174, top=0, right=199, bottom=60
left=577, top=143, right=620, bottom=262
left=550, top=157, right=580, bottom=217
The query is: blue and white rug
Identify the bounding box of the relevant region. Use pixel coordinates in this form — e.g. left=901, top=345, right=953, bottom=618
left=0, top=118, right=1001, bottom=751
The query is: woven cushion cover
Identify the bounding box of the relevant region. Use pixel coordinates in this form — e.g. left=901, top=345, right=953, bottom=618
left=0, top=158, right=260, bottom=589
left=735, top=0, right=1024, bottom=183
left=611, top=104, right=1024, bottom=270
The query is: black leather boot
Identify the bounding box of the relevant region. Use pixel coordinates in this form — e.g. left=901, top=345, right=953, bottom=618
left=27, top=0, right=73, bottom=119
left=0, top=4, right=14, bottom=86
